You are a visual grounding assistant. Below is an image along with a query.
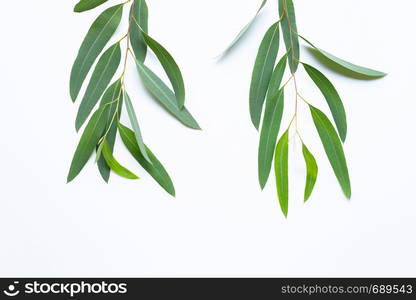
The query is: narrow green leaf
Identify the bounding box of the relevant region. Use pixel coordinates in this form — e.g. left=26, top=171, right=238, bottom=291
left=258, top=90, right=284, bottom=189
left=279, top=0, right=300, bottom=73
left=249, top=22, right=280, bottom=129
left=303, top=63, right=347, bottom=142
left=74, top=0, right=109, bottom=12
left=274, top=130, right=289, bottom=217
left=67, top=105, right=109, bottom=182
left=135, top=60, right=201, bottom=130
left=300, top=35, right=387, bottom=78
left=75, top=42, right=121, bottom=131
left=302, top=143, right=318, bottom=202
left=119, top=123, right=176, bottom=196
left=218, top=0, right=268, bottom=57
left=309, top=105, right=351, bottom=199
left=70, top=4, right=123, bottom=101
left=130, top=0, right=148, bottom=63
left=124, top=91, right=151, bottom=163
left=266, top=54, right=287, bottom=103
left=142, top=31, right=186, bottom=108
left=102, top=140, right=139, bottom=179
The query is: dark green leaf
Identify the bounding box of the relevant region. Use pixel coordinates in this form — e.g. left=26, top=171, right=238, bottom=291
left=74, top=0, right=109, bottom=12
left=75, top=42, right=121, bottom=131
left=119, top=123, right=176, bottom=196
left=303, top=63, right=347, bottom=142
left=279, top=0, right=300, bottom=73
left=309, top=105, right=351, bottom=199
left=135, top=60, right=201, bottom=130
left=101, top=140, right=139, bottom=179
left=129, top=0, right=148, bottom=63
left=258, top=90, right=284, bottom=189
left=67, top=105, right=109, bottom=182
left=274, top=130, right=289, bottom=217
left=302, top=143, right=318, bottom=202
left=70, top=4, right=123, bottom=101
left=249, top=22, right=280, bottom=129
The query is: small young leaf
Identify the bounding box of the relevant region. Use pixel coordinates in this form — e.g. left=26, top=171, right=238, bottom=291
left=303, top=63, right=347, bottom=142
left=119, top=123, right=176, bottom=196
left=300, top=36, right=387, bottom=78
left=135, top=60, right=201, bottom=130
left=74, top=0, right=109, bottom=12
left=309, top=105, right=351, bottom=199
left=249, top=22, right=280, bottom=130
left=130, top=0, right=149, bottom=63
left=258, top=90, right=284, bottom=189
left=76, top=42, right=121, bottom=131
left=266, top=54, right=287, bottom=103
left=101, top=140, right=139, bottom=180
left=70, top=4, right=123, bottom=101
left=67, top=105, right=109, bottom=182
left=219, top=0, right=268, bottom=57
left=279, top=0, right=300, bottom=73
left=302, top=143, right=318, bottom=202
left=274, top=130, right=289, bottom=217
left=124, top=91, right=151, bottom=163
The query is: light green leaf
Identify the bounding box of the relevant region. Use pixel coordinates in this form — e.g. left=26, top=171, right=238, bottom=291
left=259, top=90, right=284, bottom=189
left=130, top=0, right=148, bottom=63
left=76, top=42, right=121, bottom=131
left=74, top=0, right=109, bottom=12
left=309, top=105, right=351, bottom=199
left=249, top=22, right=280, bottom=130
left=266, top=54, right=287, bottom=104
left=67, top=105, right=109, bottom=182
left=300, top=35, right=386, bottom=78
left=279, top=0, right=300, bottom=73
left=124, top=91, right=151, bottom=163
left=302, top=143, right=318, bottom=202
left=119, top=123, right=176, bottom=196
left=303, top=63, right=347, bottom=142
left=274, top=130, right=289, bottom=217
left=135, top=60, right=201, bottom=130
left=102, top=140, right=139, bottom=179
left=218, top=0, right=268, bottom=57
left=70, top=4, right=123, bottom=101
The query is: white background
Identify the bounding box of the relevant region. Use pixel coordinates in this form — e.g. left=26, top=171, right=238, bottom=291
left=0, top=0, right=415, bottom=277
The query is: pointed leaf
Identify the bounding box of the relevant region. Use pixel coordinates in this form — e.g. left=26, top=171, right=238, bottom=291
left=303, top=63, right=347, bottom=142
left=130, top=0, right=149, bottom=63
left=135, top=60, right=201, bottom=130
left=274, top=130, right=289, bottom=217
left=279, top=0, right=300, bottom=73
left=119, top=123, right=176, bottom=196
left=70, top=4, right=123, bottom=101
left=74, top=0, right=109, bottom=12
left=249, top=22, right=280, bottom=129
left=258, top=90, right=284, bottom=189
left=266, top=54, right=287, bottom=103
left=76, top=42, right=121, bottom=131
left=101, top=140, right=139, bottom=179
left=309, top=105, right=351, bottom=198
left=302, top=143, right=318, bottom=202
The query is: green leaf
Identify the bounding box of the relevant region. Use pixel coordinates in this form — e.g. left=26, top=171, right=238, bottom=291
left=130, top=0, right=149, bottom=63
left=249, top=22, right=280, bottom=130
left=258, top=90, right=284, bottom=189
left=303, top=63, right=347, bottom=142
left=70, top=4, right=123, bottom=101
left=124, top=90, right=151, bottom=163
left=274, top=130, right=289, bottom=217
left=67, top=105, right=109, bottom=182
left=266, top=54, right=287, bottom=104
left=75, top=42, right=121, bottom=131
left=309, top=105, right=351, bottom=199
left=142, top=31, right=186, bottom=108
left=302, top=143, right=318, bottom=202
left=279, top=0, right=300, bottom=73
left=135, top=60, right=201, bottom=130
left=74, top=0, right=109, bottom=12
left=218, top=0, right=268, bottom=57
left=299, top=35, right=387, bottom=78
left=119, top=123, right=176, bottom=196
left=101, top=140, right=139, bottom=179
